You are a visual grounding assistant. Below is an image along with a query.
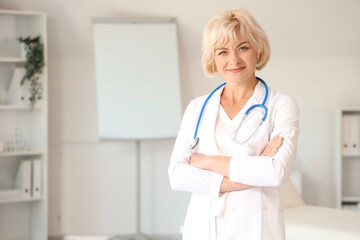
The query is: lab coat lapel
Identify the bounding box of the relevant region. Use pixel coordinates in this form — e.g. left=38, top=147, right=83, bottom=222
left=253, top=79, right=267, bottom=106
left=197, top=84, right=224, bottom=155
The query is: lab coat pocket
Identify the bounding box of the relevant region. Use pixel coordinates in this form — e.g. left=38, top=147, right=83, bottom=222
left=183, top=194, right=212, bottom=240
left=228, top=212, right=262, bottom=240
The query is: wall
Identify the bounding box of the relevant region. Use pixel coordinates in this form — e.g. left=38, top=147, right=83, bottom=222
left=1, top=0, right=359, bottom=237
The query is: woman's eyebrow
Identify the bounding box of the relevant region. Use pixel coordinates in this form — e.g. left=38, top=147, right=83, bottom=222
left=215, top=41, right=249, bottom=51
left=237, top=41, right=249, bottom=47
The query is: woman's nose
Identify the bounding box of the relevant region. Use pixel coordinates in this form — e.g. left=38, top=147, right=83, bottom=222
left=229, top=51, right=241, bottom=66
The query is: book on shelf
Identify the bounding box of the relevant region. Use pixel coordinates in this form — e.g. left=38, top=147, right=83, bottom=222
left=32, top=159, right=42, bottom=197
left=342, top=115, right=360, bottom=154
left=0, top=159, right=43, bottom=202
left=13, top=160, right=32, bottom=198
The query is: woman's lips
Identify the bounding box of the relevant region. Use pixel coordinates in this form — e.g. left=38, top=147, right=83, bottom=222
left=227, top=67, right=245, bottom=73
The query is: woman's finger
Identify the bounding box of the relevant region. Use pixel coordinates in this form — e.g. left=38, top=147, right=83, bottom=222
left=260, top=135, right=284, bottom=157
left=267, top=136, right=283, bottom=150
left=263, top=136, right=279, bottom=151
left=274, top=136, right=283, bottom=148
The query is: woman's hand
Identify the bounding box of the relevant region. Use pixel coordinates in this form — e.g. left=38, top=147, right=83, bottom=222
left=260, top=135, right=283, bottom=157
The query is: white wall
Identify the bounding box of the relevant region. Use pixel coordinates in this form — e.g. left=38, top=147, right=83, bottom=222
left=1, top=0, right=360, bottom=237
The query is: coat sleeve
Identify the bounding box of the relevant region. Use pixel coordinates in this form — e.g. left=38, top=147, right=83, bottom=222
left=168, top=100, right=224, bottom=197
left=228, top=96, right=300, bottom=187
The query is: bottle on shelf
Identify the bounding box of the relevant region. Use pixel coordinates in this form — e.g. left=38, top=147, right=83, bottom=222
left=0, top=128, right=29, bottom=154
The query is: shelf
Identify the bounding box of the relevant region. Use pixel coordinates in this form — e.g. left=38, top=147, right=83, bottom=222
left=342, top=153, right=360, bottom=157
left=0, top=9, right=47, bottom=240
left=0, top=189, right=44, bottom=204
left=0, top=151, right=44, bottom=157
left=0, top=9, right=46, bottom=16
left=0, top=196, right=44, bottom=204
left=341, top=107, right=360, bottom=113
left=342, top=196, right=360, bottom=202
left=0, top=105, right=41, bottom=110
left=0, top=58, right=25, bottom=63
left=341, top=203, right=360, bottom=211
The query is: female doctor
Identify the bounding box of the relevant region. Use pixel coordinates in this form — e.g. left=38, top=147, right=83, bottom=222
left=168, top=8, right=300, bottom=240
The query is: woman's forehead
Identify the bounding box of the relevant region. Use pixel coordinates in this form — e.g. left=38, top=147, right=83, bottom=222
left=215, top=33, right=249, bottom=48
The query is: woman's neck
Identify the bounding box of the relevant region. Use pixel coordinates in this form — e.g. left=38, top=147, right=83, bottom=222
left=221, top=76, right=258, bottom=103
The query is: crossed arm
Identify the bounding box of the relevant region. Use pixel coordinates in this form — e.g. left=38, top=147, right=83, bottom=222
left=169, top=96, right=299, bottom=195
left=189, top=136, right=283, bottom=192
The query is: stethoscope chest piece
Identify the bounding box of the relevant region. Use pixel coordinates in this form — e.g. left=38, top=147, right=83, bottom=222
left=190, top=137, right=199, bottom=149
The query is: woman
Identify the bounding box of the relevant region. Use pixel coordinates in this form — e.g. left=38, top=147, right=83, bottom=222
left=168, top=8, right=299, bottom=240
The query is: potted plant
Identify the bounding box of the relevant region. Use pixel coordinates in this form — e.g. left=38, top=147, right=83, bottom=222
left=17, top=36, right=45, bottom=108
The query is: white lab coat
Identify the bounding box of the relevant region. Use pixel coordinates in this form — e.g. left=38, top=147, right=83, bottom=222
left=168, top=80, right=300, bottom=240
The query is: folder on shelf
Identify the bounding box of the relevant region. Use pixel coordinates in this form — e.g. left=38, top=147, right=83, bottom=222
left=342, top=115, right=360, bottom=154
left=342, top=115, right=351, bottom=154
left=7, top=67, right=31, bottom=106
left=13, top=160, right=32, bottom=198
left=32, top=159, right=42, bottom=197
left=349, top=115, right=360, bottom=154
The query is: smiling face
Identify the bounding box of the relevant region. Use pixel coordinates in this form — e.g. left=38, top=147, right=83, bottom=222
left=214, top=31, right=258, bottom=84
left=202, top=9, right=270, bottom=77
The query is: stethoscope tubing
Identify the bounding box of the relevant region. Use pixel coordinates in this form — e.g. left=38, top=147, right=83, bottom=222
left=193, top=82, right=226, bottom=140
left=191, top=77, right=268, bottom=149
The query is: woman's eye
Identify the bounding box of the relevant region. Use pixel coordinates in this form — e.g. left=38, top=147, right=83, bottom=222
left=239, top=46, right=248, bottom=51
left=218, top=51, right=227, bottom=55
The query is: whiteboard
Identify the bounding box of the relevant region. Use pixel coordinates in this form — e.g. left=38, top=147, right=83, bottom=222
left=92, top=19, right=182, bottom=140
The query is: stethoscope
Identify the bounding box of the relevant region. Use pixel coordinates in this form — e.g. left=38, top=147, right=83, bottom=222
left=190, top=76, right=268, bottom=149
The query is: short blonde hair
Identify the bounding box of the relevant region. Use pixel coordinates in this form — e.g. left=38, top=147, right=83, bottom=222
left=202, top=8, right=271, bottom=76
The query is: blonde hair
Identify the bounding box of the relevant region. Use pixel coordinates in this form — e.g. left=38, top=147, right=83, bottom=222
left=202, top=8, right=271, bottom=76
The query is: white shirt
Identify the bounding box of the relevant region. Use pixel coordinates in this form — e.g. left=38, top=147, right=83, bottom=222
left=215, top=105, right=238, bottom=156
left=211, top=105, right=235, bottom=219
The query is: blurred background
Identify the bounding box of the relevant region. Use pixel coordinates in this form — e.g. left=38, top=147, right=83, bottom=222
left=0, top=0, right=359, bottom=238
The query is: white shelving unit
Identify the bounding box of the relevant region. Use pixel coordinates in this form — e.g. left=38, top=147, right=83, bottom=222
left=336, top=108, right=360, bottom=211
left=0, top=9, right=48, bottom=240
